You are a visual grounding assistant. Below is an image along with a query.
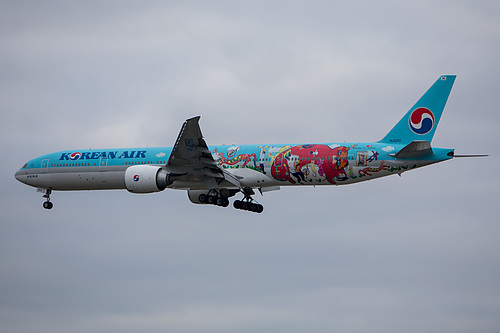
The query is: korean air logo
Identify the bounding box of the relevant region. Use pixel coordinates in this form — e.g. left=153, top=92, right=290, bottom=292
left=409, top=107, right=435, bottom=135
left=69, top=152, right=81, bottom=161
left=133, top=175, right=140, bottom=182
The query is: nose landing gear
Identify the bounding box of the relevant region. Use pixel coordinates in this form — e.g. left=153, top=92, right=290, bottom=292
left=41, top=189, right=53, bottom=210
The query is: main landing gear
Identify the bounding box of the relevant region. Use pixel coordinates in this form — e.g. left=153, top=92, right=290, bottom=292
left=233, top=200, right=263, bottom=213
left=233, top=188, right=264, bottom=213
left=198, top=188, right=264, bottom=213
left=42, top=189, right=53, bottom=210
left=198, top=191, right=230, bottom=207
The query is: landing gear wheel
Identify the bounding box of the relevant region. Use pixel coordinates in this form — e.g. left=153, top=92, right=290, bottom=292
left=216, top=197, right=229, bottom=207
left=233, top=197, right=264, bottom=213
left=251, top=203, right=263, bottom=213
left=256, top=204, right=264, bottom=213
left=41, top=189, right=53, bottom=210
left=43, top=201, right=53, bottom=210
left=198, top=194, right=208, bottom=203
left=207, top=196, right=216, bottom=204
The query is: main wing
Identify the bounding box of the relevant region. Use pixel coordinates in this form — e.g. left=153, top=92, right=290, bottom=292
left=165, top=116, right=240, bottom=190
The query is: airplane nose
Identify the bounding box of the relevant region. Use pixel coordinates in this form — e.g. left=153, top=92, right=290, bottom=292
left=15, top=169, right=25, bottom=183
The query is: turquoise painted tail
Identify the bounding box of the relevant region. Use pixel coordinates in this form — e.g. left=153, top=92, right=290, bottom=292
left=379, top=75, right=456, bottom=144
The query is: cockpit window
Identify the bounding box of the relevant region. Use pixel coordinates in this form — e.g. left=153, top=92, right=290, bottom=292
left=22, top=163, right=27, bottom=169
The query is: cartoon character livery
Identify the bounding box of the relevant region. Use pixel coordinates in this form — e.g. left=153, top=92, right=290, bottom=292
left=15, top=75, right=487, bottom=213
left=271, top=144, right=350, bottom=184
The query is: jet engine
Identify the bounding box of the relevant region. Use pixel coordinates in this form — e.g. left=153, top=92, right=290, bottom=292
left=124, top=165, right=170, bottom=193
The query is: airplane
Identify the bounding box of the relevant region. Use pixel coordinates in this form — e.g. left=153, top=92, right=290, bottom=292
left=14, top=75, right=486, bottom=213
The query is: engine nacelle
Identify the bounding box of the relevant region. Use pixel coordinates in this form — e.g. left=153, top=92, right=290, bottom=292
left=125, top=165, right=170, bottom=193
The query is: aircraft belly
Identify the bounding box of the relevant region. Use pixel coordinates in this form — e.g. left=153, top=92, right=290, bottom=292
left=225, top=168, right=280, bottom=188
left=338, top=159, right=438, bottom=185
left=39, top=171, right=126, bottom=190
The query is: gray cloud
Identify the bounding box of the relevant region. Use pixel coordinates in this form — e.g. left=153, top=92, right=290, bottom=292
left=1, top=1, right=499, bottom=332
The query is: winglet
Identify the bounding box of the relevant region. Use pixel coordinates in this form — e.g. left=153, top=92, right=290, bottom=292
left=379, top=75, right=456, bottom=144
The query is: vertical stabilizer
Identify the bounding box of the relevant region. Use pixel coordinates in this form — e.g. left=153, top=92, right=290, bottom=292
left=379, top=75, right=456, bottom=144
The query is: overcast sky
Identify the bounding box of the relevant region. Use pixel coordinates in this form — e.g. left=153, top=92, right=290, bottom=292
left=1, top=1, right=499, bottom=332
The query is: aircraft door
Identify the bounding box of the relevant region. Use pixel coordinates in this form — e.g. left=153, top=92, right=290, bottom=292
left=41, top=159, right=49, bottom=173
left=99, top=157, right=108, bottom=171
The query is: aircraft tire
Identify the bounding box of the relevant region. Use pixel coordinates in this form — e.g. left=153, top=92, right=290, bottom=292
left=251, top=203, right=264, bottom=213
left=216, top=197, right=229, bottom=207
left=233, top=200, right=262, bottom=212
left=233, top=200, right=242, bottom=209
left=198, top=194, right=208, bottom=203
left=43, top=201, right=53, bottom=210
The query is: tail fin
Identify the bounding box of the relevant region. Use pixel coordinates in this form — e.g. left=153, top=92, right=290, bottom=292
left=379, top=75, right=456, bottom=144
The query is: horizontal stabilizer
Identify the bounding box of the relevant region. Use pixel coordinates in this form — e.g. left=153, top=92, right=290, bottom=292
left=390, top=140, right=433, bottom=159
